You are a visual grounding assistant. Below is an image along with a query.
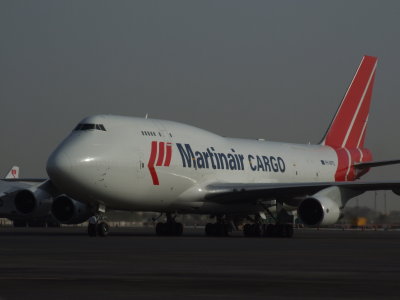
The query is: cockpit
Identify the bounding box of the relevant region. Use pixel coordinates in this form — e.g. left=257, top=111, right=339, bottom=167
left=74, top=123, right=106, bottom=131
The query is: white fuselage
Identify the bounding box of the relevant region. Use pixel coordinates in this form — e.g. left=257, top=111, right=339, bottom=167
left=47, top=115, right=339, bottom=214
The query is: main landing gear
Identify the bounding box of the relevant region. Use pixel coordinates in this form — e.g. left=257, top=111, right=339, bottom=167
left=205, top=215, right=231, bottom=237
left=243, top=203, right=294, bottom=238
left=155, top=213, right=183, bottom=236
left=88, top=215, right=110, bottom=237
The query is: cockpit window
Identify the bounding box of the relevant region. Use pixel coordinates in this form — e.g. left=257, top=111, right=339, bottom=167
left=74, top=123, right=106, bottom=131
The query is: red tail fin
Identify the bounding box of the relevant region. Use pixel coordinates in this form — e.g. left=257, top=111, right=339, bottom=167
left=321, top=56, right=377, bottom=148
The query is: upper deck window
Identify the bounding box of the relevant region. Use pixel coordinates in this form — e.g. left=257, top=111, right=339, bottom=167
left=74, top=123, right=106, bottom=131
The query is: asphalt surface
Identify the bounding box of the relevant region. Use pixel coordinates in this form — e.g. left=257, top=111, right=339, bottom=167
left=0, top=227, right=399, bottom=300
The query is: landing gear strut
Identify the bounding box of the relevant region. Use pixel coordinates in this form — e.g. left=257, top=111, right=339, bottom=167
left=87, top=214, right=110, bottom=237
left=155, top=213, right=183, bottom=236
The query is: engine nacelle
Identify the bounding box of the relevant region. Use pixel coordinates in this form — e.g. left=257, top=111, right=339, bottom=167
left=14, top=188, right=53, bottom=217
left=51, top=195, right=93, bottom=224
left=298, top=196, right=341, bottom=226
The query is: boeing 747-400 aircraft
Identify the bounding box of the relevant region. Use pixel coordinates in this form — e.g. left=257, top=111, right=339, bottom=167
left=31, top=55, right=400, bottom=237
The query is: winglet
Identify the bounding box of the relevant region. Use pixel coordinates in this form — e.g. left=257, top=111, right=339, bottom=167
left=321, top=56, right=378, bottom=148
left=5, top=166, right=19, bottom=179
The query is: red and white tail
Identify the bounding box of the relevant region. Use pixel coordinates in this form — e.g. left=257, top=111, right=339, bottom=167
left=321, top=55, right=378, bottom=149
left=5, top=166, right=19, bottom=179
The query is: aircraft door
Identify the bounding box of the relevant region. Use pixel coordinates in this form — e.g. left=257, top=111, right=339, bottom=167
left=134, top=150, right=145, bottom=179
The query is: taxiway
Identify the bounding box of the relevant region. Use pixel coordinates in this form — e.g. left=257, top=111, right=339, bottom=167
left=0, top=227, right=398, bottom=299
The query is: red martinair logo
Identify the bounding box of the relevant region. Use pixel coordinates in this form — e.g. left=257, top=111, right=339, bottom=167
left=148, top=141, right=172, bottom=185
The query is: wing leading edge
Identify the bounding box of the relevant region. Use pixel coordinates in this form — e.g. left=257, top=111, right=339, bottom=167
left=204, top=181, right=400, bottom=205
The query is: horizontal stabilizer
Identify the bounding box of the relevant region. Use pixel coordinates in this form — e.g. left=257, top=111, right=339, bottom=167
left=354, top=159, right=400, bottom=169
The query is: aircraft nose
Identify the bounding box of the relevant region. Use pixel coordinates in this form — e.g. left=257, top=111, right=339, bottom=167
left=46, top=149, right=72, bottom=184
left=46, top=141, right=105, bottom=200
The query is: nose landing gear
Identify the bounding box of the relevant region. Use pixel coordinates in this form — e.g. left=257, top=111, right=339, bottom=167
left=87, top=215, right=110, bottom=237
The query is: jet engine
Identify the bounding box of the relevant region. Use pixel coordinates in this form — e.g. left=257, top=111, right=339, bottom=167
left=298, top=195, right=341, bottom=226
left=51, top=195, right=93, bottom=224
left=14, top=188, right=53, bottom=217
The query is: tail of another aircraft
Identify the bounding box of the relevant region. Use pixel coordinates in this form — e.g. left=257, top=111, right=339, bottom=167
left=320, top=55, right=378, bottom=149
left=5, top=166, right=19, bottom=179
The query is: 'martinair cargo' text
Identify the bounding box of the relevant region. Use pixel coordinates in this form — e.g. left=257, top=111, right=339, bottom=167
left=176, top=143, right=286, bottom=173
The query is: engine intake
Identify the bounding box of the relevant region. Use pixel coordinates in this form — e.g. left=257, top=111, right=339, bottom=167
left=14, top=190, right=36, bottom=214
left=298, top=195, right=341, bottom=226
left=51, top=195, right=93, bottom=224
left=14, top=188, right=52, bottom=217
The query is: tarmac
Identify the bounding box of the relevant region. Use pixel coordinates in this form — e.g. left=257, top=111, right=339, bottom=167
left=0, top=227, right=399, bottom=300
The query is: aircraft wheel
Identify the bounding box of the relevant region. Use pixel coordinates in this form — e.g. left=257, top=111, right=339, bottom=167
left=275, top=224, right=292, bottom=238
left=285, top=224, right=294, bottom=238
left=243, top=224, right=252, bottom=237
left=252, top=224, right=262, bottom=237
left=156, top=222, right=169, bottom=236
left=205, top=223, right=215, bottom=236
left=156, top=222, right=163, bottom=236
left=276, top=224, right=286, bottom=237
left=174, top=222, right=183, bottom=236
left=215, top=223, right=228, bottom=236
left=97, top=222, right=109, bottom=237
left=244, top=224, right=261, bottom=237
left=263, top=224, right=275, bottom=237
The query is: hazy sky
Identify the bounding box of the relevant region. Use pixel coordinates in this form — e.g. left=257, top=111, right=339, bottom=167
left=1, top=1, right=400, bottom=210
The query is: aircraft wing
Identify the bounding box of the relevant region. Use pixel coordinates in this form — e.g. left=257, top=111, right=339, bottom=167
left=2, top=178, right=47, bottom=183
left=0, top=178, right=47, bottom=197
left=0, top=165, right=45, bottom=197
left=204, top=181, right=400, bottom=205
left=0, top=180, right=35, bottom=199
